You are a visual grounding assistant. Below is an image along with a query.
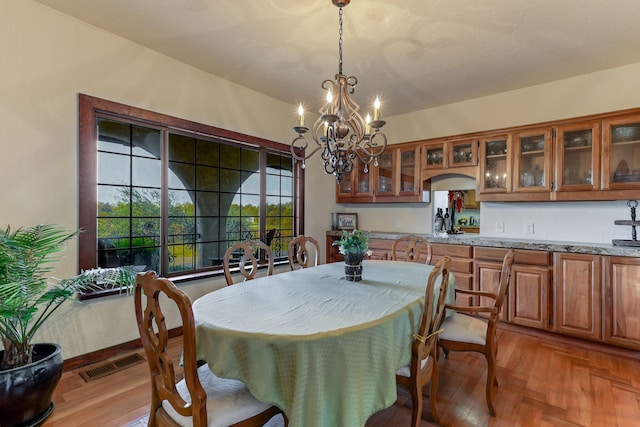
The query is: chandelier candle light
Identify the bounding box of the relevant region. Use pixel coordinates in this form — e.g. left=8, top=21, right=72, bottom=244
left=291, top=0, right=388, bottom=183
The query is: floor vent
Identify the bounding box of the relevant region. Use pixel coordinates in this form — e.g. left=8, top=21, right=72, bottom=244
left=79, top=353, right=145, bottom=382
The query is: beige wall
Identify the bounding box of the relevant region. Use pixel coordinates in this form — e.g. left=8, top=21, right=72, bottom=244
left=0, top=0, right=300, bottom=359
left=2, top=0, right=639, bottom=360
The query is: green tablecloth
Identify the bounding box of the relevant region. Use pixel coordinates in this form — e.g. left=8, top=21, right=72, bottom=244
left=192, top=260, right=454, bottom=427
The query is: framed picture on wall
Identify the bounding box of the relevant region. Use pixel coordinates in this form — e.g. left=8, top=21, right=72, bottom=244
left=337, top=213, right=358, bottom=230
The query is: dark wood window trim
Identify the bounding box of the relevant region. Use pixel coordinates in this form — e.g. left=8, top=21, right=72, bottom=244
left=78, top=94, right=304, bottom=298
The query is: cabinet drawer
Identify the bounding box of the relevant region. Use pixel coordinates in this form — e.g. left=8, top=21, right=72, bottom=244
left=474, top=246, right=550, bottom=266
left=433, top=255, right=473, bottom=274
left=431, top=243, right=473, bottom=258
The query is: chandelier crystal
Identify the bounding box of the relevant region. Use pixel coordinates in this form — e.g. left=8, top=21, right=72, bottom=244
left=290, top=0, right=387, bottom=183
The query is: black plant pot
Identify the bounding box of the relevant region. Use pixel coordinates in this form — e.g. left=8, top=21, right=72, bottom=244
left=344, top=253, right=364, bottom=281
left=0, top=343, right=63, bottom=427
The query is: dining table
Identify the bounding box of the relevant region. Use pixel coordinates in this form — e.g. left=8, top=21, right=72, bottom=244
left=192, top=259, right=455, bottom=427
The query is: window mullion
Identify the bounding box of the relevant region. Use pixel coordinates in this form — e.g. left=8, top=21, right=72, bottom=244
left=160, top=128, right=170, bottom=276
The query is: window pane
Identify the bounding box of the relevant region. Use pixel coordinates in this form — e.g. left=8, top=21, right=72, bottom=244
left=169, top=190, right=195, bottom=216
left=281, top=176, right=293, bottom=197
left=266, top=173, right=280, bottom=195
left=132, top=157, right=161, bottom=188
left=266, top=152, right=281, bottom=173
left=220, top=144, right=241, bottom=169
left=99, top=152, right=130, bottom=185
left=98, top=119, right=130, bottom=154
left=220, top=168, right=241, bottom=193
left=266, top=195, right=281, bottom=215
left=242, top=148, right=260, bottom=171
left=169, top=162, right=195, bottom=190
left=98, top=217, right=130, bottom=239
left=196, top=192, right=219, bottom=216
left=169, top=134, right=195, bottom=163
left=132, top=126, right=161, bottom=159
left=241, top=195, right=260, bottom=216
left=197, top=139, right=219, bottom=166
left=197, top=165, right=219, bottom=191
left=132, top=217, right=160, bottom=237
left=241, top=171, right=260, bottom=194
left=98, top=185, right=129, bottom=217
left=131, top=187, right=161, bottom=217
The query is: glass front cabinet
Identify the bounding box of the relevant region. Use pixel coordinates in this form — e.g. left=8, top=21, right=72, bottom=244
left=336, top=143, right=422, bottom=203
left=512, top=128, right=553, bottom=195
left=479, top=135, right=511, bottom=194
left=555, top=121, right=601, bottom=196
left=603, top=115, right=640, bottom=190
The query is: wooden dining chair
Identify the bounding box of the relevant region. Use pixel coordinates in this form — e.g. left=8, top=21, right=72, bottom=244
left=391, top=235, right=433, bottom=264
left=396, top=255, right=451, bottom=426
left=223, top=240, right=274, bottom=286
left=287, top=235, right=320, bottom=270
left=438, top=249, right=515, bottom=417
left=134, top=271, right=286, bottom=427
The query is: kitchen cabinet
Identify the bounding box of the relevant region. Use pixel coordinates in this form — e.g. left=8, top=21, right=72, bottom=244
left=336, top=143, right=423, bottom=203
left=474, top=247, right=551, bottom=330
left=554, top=121, right=601, bottom=197
left=602, top=114, right=640, bottom=191
left=478, top=135, right=512, bottom=195
left=603, top=255, right=640, bottom=350
left=336, top=155, right=374, bottom=202
left=432, top=243, right=473, bottom=307
left=421, top=138, right=478, bottom=181
left=463, top=189, right=479, bottom=209
left=512, top=127, right=553, bottom=196
left=553, top=253, right=602, bottom=340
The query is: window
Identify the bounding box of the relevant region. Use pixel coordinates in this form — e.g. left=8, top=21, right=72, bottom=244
left=79, top=95, right=303, bottom=295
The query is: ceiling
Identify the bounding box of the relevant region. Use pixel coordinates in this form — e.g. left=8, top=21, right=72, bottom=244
left=36, top=0, right=640, bottom=117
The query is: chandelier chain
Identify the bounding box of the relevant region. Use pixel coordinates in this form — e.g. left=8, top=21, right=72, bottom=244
left=338, top=7, right=343, bottom=75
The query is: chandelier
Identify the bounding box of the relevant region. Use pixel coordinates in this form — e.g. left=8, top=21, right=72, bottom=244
left=290, top=0, right=387, bottom=183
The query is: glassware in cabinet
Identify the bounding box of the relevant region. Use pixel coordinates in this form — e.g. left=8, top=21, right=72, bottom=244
left=512, top=128, right=552, bottom=192
left=479, top=135, right=511, bottom=193
left=603, top=116, right=640, bottom=188
left=555, top=121, right=600, bottom=192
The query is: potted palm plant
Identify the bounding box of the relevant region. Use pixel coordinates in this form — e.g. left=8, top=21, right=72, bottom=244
left=333, top=229, right=370, bottom=281
left=0, top=224, right=135, bottom=427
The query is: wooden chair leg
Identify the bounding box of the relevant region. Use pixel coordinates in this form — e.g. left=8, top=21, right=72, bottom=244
left=485, top=351, right=497, bottom=417
left=409, top=382, right=423, bottom=427
left=429, top=364, right=441, bottom=424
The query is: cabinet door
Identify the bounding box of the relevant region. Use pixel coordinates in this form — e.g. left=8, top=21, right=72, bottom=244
left=474, top=260, right=507, bottom=319
left=398, top=146, right=419, bottom=195
left=449, top=139, right=478, bottom=167
left=375, top=151, right=395, bottom=196
left=509, top=265, right=550, bottom=329
left=354, top=157, right=374, bottom=197
left=512, top=128, right=553, bottom=194
left=479, top=135, right=512, bottom=194
left=553, top=253, right=602, bottom=340
left=336, top=156, right=375, bottom=202
left=422, top=142, right=446, bottom=170
left=555, top=121, right=601, bottom=192
left=604, top=256, right=640, bottom=350
left=603, top=115, right=640, bottom=189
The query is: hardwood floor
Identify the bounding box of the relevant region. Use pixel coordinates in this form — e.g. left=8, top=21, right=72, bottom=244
left=43, top=326, right=640, bottom=427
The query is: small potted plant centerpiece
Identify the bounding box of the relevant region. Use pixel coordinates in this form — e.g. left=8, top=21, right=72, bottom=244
left=333, top=229, right=371, bottom=281
left=0, top=224, right=136, bottom=427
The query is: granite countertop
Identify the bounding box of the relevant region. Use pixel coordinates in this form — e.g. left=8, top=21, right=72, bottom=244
left=326, top=230, right=640, bottom=257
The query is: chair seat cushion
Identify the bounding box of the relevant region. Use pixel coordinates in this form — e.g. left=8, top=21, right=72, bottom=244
left=162, top=364, right=275, bottom=427
left=395, top=354, right=431, bottom=378
left=439, top=312, right=487, bottom=346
